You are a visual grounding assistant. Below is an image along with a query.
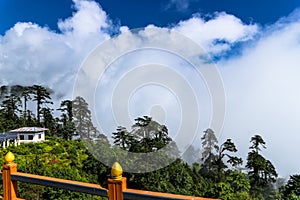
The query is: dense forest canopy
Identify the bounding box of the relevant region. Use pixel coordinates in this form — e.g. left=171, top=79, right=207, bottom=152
left=0, top=84, right=299, bottom=200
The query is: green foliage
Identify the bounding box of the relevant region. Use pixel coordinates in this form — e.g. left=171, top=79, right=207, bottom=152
left=56, top=100, right=76, bottom=140
left=0, top=84, right=296, bottom=200
left=126, top=159, right=209, bottom=197
left=129, top=116, right=172, bottom=153
left=246, top=135, right=278, bottom=198
left=111, top=116, right=177, bottom=163
left=226, top=170, right=251, bottom=193
left=29, top=85, right=53, bottom=124
left=280, top=174, right=300, bottom=199
left=1, top=139, right=108, bottom=199
left=112, top=126, right=133, bottom=150
left=208, top=182, right=234, bottom=200
left=200, top=129, right=242, bottom=184
left=0, top=130, right=295, bottom=200
left=72, top=96, right=104, bottom=140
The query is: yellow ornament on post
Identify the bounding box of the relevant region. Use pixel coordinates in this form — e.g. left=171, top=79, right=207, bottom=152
left=5, top=151, right=15, bottom=165
left=111, top=162, right=123, bottom=180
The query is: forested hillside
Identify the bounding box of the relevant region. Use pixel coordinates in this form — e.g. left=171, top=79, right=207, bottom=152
left=0, top=84, right=299, bottom=200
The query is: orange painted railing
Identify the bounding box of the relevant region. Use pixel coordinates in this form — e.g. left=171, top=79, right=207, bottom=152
left=1, top=152, right=216, bottom=200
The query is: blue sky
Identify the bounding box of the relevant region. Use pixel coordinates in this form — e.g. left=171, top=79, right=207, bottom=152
left=1, top=0, right=299, bottom=34
left=1, top=0, right=300, bottom=176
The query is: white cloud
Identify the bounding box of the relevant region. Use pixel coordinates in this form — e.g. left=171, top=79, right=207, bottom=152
left=219, top=10, right=300, bottom=177
left=73, top=26, right=214, bottom=153
left=58, top=0, right=109, bottom=38
left=173, top=12, right=258, bottom=54
left=0, top=0, right=112, bottom=97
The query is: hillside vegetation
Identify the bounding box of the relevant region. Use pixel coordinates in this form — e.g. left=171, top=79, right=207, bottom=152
left=0, top=84, right=299, bottom=200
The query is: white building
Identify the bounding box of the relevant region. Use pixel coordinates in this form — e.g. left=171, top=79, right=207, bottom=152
left=9, top=127, right=48, bottom=144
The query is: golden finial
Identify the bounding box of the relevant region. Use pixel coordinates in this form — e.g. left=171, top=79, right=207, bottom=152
left=5, top=151, right=15, bottom=165
left=111, top=162, right=122, bottom=180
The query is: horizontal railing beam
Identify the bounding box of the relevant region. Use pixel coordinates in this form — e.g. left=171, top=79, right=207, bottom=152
left=123, top=189, right=213, bottom=200
left=9, top=172, right=108, bottom=197
left=123, top=192, right=186, bottom=200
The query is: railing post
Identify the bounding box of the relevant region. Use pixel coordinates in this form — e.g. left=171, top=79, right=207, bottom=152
left=107, top=162, right=126, bottom=200
left=2, top=152, right=18, bottom=200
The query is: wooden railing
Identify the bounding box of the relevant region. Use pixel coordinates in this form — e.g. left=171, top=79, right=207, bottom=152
left=0, top=152, right=215, bottom=200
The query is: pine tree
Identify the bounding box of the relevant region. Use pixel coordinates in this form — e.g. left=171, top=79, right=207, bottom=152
left=246, top=135, right=278, bottom=198
left=29, top=85, right=53, bottom=124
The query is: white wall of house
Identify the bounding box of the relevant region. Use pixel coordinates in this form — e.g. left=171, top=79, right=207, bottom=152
left=18, top=132, right=45, bottom=143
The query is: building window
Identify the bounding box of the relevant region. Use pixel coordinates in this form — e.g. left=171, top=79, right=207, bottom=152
left=38, top=134, right=41, bottom=139
left=28, top=135, right=34, bottom=140
left=19, top=135, right=24, bottom=140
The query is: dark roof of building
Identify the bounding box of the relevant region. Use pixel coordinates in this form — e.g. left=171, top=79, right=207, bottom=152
left=0, top=132, right=18, bottom=142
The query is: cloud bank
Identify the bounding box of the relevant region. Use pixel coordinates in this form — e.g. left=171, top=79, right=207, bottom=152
left=219, top=9, right=300, bottom=177
left=0, top=0, right=299, bottom=176
left=0, top=0, right=111, bottom=97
